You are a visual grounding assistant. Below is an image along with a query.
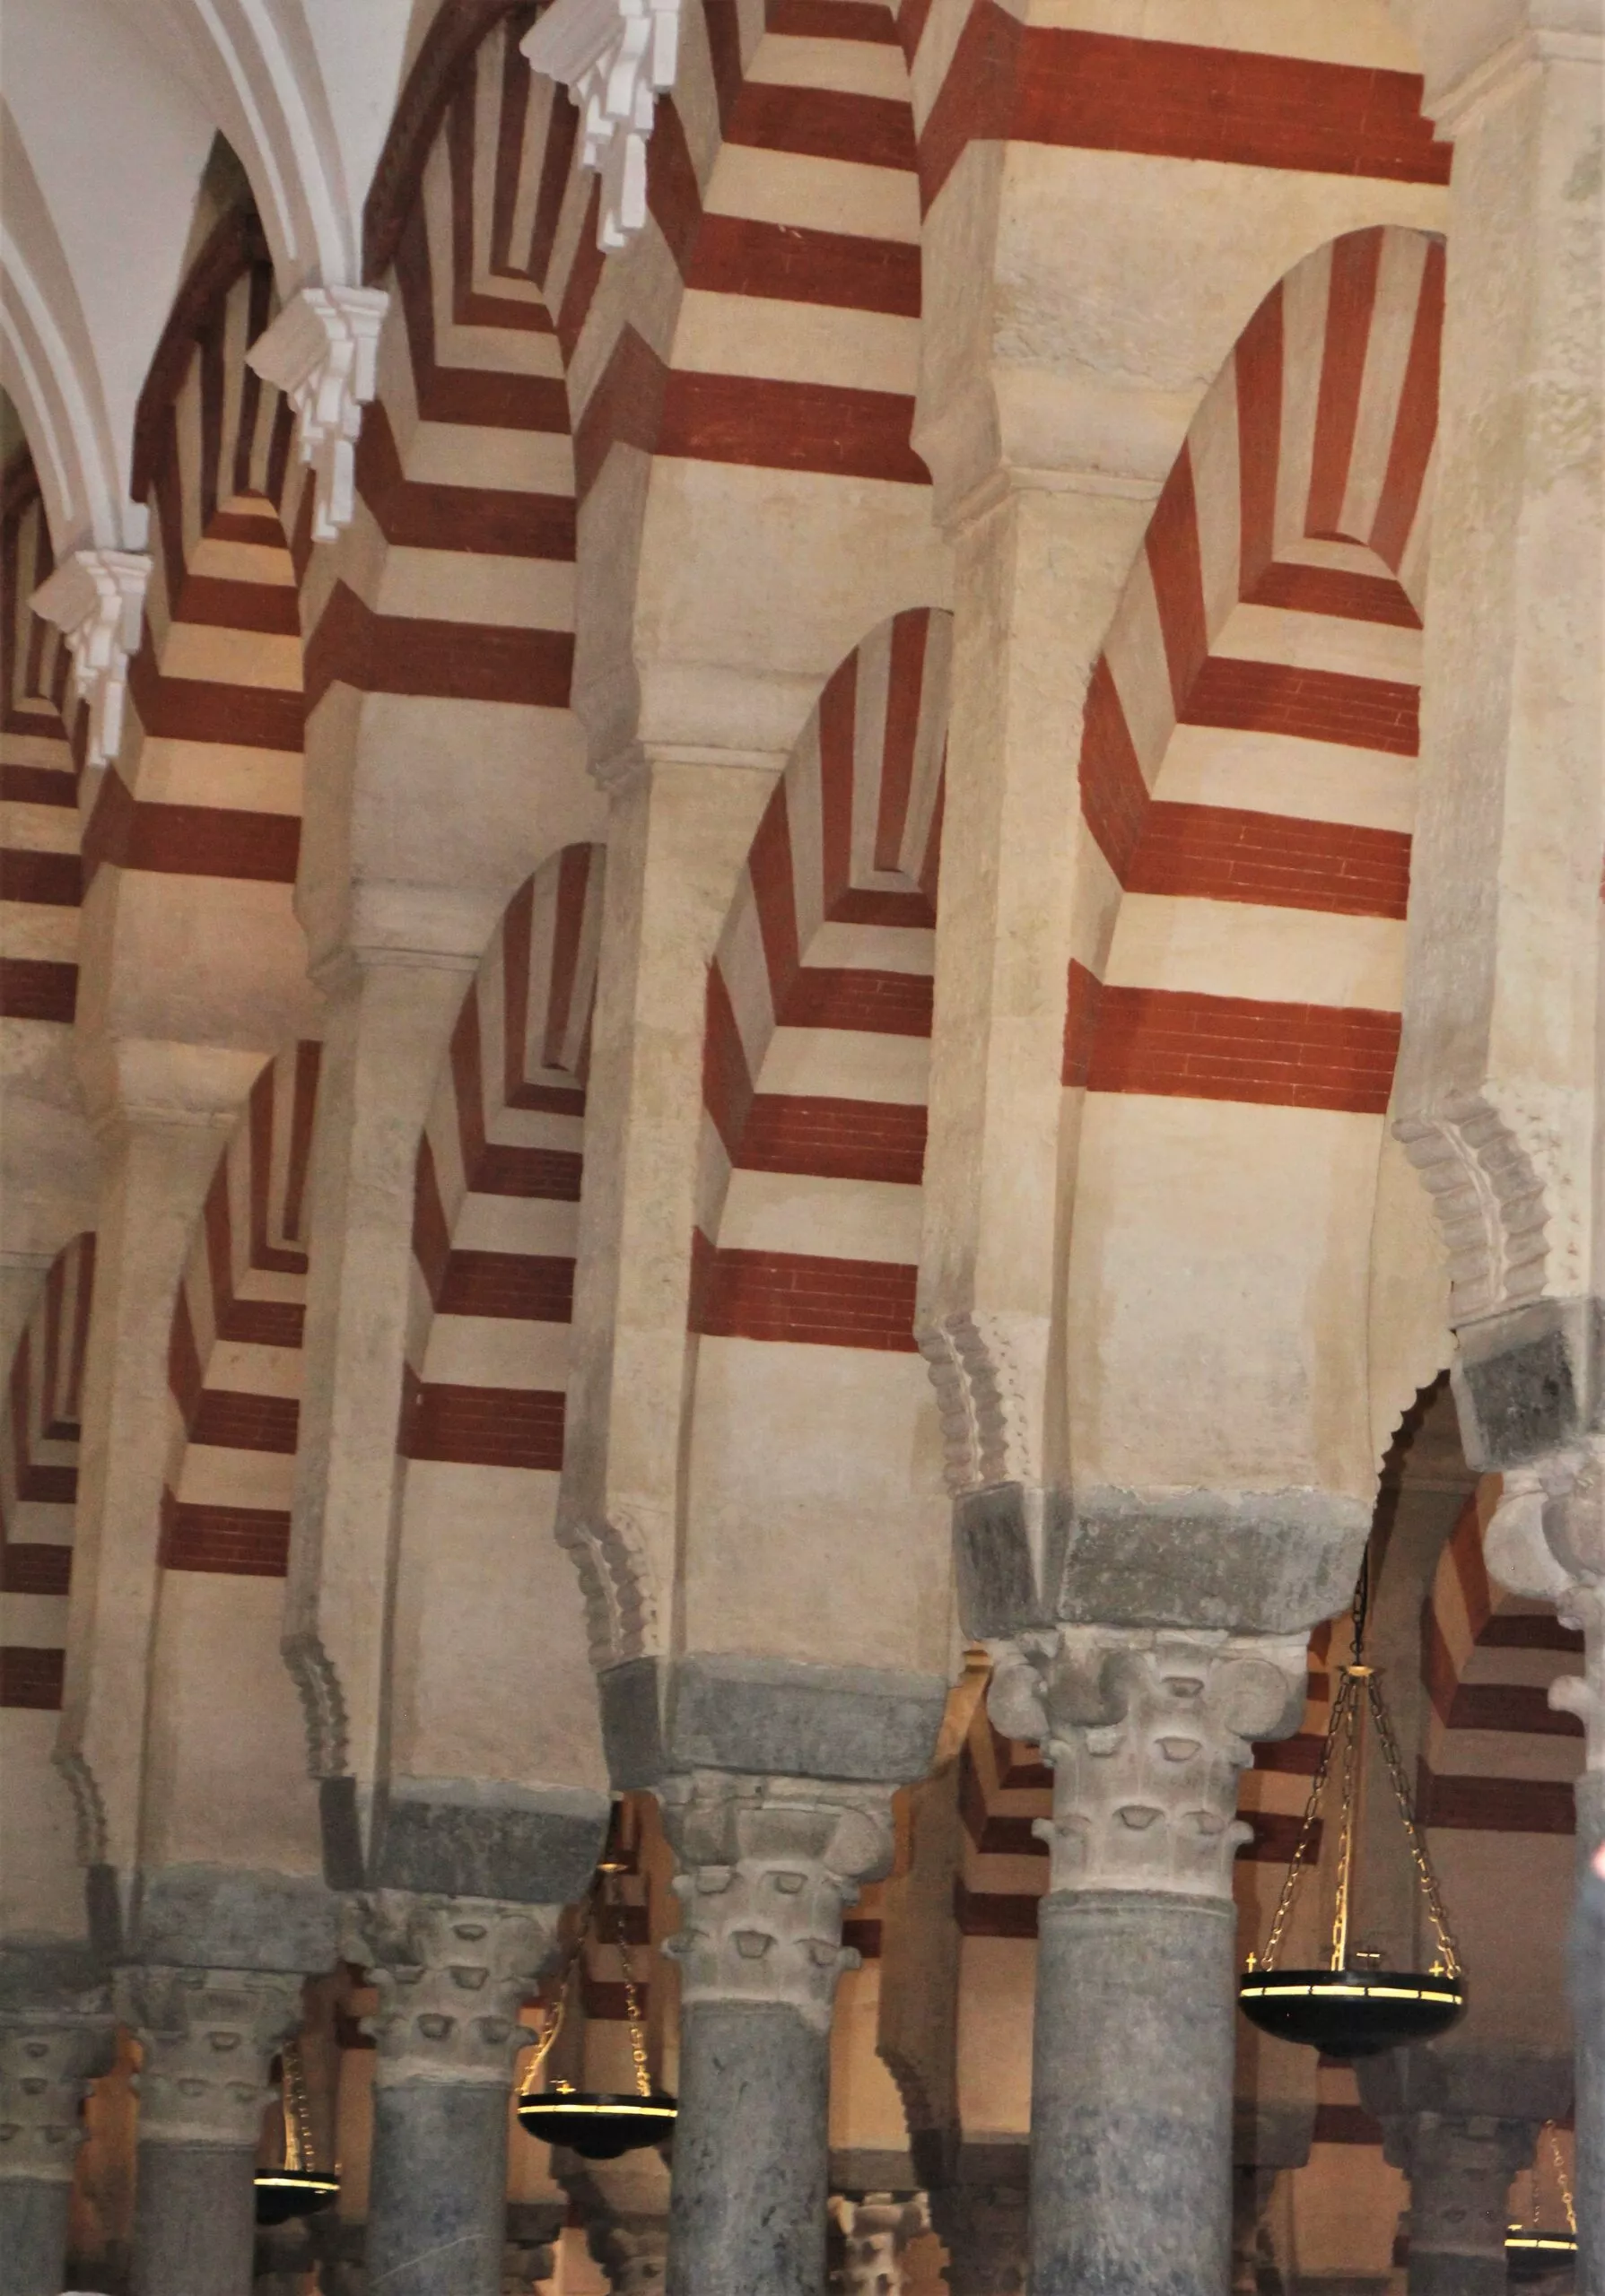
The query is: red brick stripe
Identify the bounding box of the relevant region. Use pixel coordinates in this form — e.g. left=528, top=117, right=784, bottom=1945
left=0, top=959, right=76, bottom=1022
left=778, top=967, right=933, bottom=1035
left=356, top=403, right=576, bottom=560
left=217, top=1300, right=304, bottom=1347
left=1419, top=1766, right=1575, bottom=1834
left=1124, top=803, right=1410, bottom=918
left=1307, top=229, right=1383, bottom=536
left=657, top=372, right=929, bottom=486
left=305, top=582, right=573, bottom=713
left=0, top=1543, right=71, bottom=1594
left=161, top=1501, right=290, bottom=1576
left=1448, top=1683, right=1584, bottom=1737
left=694, top=1247, right=920, bottom=1350
left=1182, top=657, right=1418, bottom=755
left=1313, top=2104, right=1384, bottom=2146
left=0, top=848, right=81, bottom=905
left=83, top=769, right=300, bottom=885
left=920, top=13, right=1451, bottom=210
left=1479, top=1615, right=1585, bottom=1653
left=1078, top=657, right=1150, bottom=883
left=0, top=765, right=75, bottom=807
left=188, top=1390, right=300, bottom=1452
left=1086, top=988, right=1401, bottom=1113
left=1370, top=236, right=1446, bottom=571
left=737, top=1093, right=927, bottom=1184
left=769, top=0, right=900, bottom=39
left=405, top=1382, right=565, bottom=1468
left=437, top=1249, right=574, bottom=1321
left=726, top=87, right=916, bottom=173
left=0, top=1646, right=65, bottom=1709
left=1246, top=561, right=1419, bottom=627
left=128, top=647, right=304, bottom=752
left=1061, top=958, right=1103, bottom=1088
left=688, top=216, right=921, bottom=317
left=471, top=1144, right=584, bottom=1199
left=174, top=576, right=301, bottom=634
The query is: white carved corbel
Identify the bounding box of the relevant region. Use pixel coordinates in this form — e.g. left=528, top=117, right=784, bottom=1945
left=30, top=549, right=151, bottom=768
left=246, top=286, right=390, bottom=543
left=522, top=0, right=683, bottom=251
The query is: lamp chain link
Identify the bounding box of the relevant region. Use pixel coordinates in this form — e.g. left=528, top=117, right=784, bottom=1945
left=1360, top=1672, right=1461, bottom=1978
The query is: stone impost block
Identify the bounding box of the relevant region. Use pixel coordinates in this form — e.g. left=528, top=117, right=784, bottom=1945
left=599, top=1654, right=947, bottom=1792
left=955, top=1482, right=1371, bottom=1641
left=364, top=1779, right=610, bottom=1907
left=126, top=1866, right=337, bottom=1977
left=1453, top=1297, right=1604, bottom=1469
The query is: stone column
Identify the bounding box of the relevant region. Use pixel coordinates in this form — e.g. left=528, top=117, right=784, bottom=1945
left=832, top=2193, right=929, bottom=2295
left=345, top=1891, right=557, bottom=2296
left=0, top=1990, right=115, bottom=2296
left=657, top=1773, right=894, bottom=2296
left=121, top=1964, right=302, bottom=2296
left=988, top=1626, right=1306, bottom=2296
left=1580, top=1839, right=1605, bottom=2296
left=928, top=2173, right=1027, bottom=2296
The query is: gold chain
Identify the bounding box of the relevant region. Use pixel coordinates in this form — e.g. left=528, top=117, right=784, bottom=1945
left=1360, top=1672, right=1461, bottom=1978
left=1328, top=1669, right=1364, bottom=1971
left=1549, top=2121, right=1578, bottom=2238
left=281, top=2039, right=314, bottom=2174
left=517, top=1841, right=655, bottom=2101
left=1259, top=1669, right=1353, bottom=1970
left=616, top=1918, right=652, bottom=2100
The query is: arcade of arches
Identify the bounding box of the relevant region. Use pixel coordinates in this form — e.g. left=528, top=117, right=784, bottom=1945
left=0, top=1, right=1600, bottom=2292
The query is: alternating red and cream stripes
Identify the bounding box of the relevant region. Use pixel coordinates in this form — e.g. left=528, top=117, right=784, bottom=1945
left=1067, top=225, right=1442, bottom=1116
left=1, top=470, right=80, bottom=1029
left=405, top=1, right=927, bottom=514
left=694, top=608, right=947, bottom=1349
left=403, top=843, right=604, bottom=1475
left=1419, top=1484, right=1585, bottom=1837
left=0, top=1234, right=93, bottom=1709
left=90, top=231, right=308, bottom=906
left=310, top=34, right=579, bottom=738
left=163, top=1045, right=321, bottom=1578
left=902, top=2, right=1451, bottom=207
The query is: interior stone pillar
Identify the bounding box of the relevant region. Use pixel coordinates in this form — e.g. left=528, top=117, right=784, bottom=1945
left=345, top=1891, right=557, bottom=2296
left=988, top=1626, right=1306, bottom=2296
left=121, top=1964, right=302, bottom=2296
left=927, top=2170, right=1027, bottom=2296
left=1581, top=1840, right=1605, bottom=2296
left=0, top=1987, right=115, bottom=2296
left=558, top=2145, right=670, bottom=2295
left=657, top=1773, right=894, bottom=2296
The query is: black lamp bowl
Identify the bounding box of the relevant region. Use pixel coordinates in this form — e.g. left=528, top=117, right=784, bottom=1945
left=1237, top=1969, right=1465, bottom=2058
left=1506, top=2230, right=1578, bottom=2283
left=254, top=2168, right=340, bottom=2227
left=518, top=2089, right=676, bottom=2161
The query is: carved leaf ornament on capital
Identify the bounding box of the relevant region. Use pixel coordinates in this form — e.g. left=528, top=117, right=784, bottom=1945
left=659, top=1777, right=894, bottom=2031
left=118, top=1968, right=304, bottom=2147
left=989, top=1629, right=1307, bottom=1900
left=343, top=1892, right=559, bottom=2085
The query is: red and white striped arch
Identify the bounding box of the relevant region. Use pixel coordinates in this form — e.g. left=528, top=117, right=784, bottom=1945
left=1062, top=226, right=1444, bottom=1504
left=684, top=609, right=951, bottom=1672
left=0, top=1232, right=93, bottom=1716
left=393, top=844, right=609, bottom=1772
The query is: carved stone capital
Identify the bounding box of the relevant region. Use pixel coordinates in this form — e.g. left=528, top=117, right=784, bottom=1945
left=246, top=287, right=389, bottom=542
left=989, top=1626, right=1307, bottom=1900
left=522, top=0, right=682, bottom=251
left=118, top=1966, right=302, bottom=2147
left=1486, top=1442, right=1604, bottom=1836
left=0, top=2005, right=115, bottom=2183
left=342, top=1892, right=558, bottom=2087
left=30, top=546, right=151, bottom=766
left=658, top=1773, right=894, bottom=2031
left=917, top=1309, right=1046, bottom=1496
left=832, top=2193, right=930, bottom=2294
left=1382, top=2111, right=1539, bottom=2255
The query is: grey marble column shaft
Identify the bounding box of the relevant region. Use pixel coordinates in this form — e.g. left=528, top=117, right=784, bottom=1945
left=1033, top=1891, right=1235, bottom=2294
left=132, top=2138, right=258, bottom=2296
left=1576, top=1823, right=1604, bottom=2296
left=669, top=2001, right=828, bottom=2296
left=0, top=2179, right=74, bottom=2296
left=659, top=1774, right=896, bottom=2296
left=989, top=1627, right=1309, bottom=2296
left=366, top=2079, right=510, bottom=2296
left=344, top=1892, right=558, bottom=2296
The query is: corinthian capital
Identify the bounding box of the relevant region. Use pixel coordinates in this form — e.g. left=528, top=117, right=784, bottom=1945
left=658, top=1773, right=894, bottom=2031
left=342, top=1892, right=558, bottom=2086
left=0, top=2005, right=115, bottom=2183
left=989, top=1627, right=1307, bottom=1900
left=118, top=1967, right=302, bottom=2147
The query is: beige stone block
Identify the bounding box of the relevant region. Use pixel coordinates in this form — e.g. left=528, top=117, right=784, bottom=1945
left=1103, top=893, right=1406, bottom=1009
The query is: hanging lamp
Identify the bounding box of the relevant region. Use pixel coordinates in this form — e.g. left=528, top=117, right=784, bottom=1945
left=1506, top=2123, right=1579, bottom=2281
left=254, top=2040, right=340, bottom=2226
left=1237, top=1558, right=1467, bottom=2059
left=517, top=1816, right=676, bottom=2160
